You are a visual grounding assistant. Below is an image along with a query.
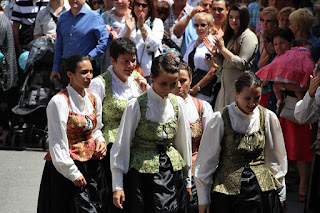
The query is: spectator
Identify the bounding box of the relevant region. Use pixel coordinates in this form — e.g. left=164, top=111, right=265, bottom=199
left=277, top=6, right=294, bottom=30
left=96, top=0, right=114, bottom=15
left=289, top=8, right=320, bottom=62
left=4, top=0, right=15, bottom=22
left=211, top=0, right=229, bottom=35
left=50, top=0, right=110, bottom=88
left=205, top=3, right=258, bottom=111
left=194, top=71, right=287, bottom=213
left=183, top=12, right=219, bottom=103
left=123, top=0, right=164, bottom=81
left=164, top=0, right=193, bottom=49
left=11, top=0, right=49, bottom=55
left=91, top=0, right=104, bottom=10
left=100, top=0, right=131, bottom=71
left=33, top=0, right=70, bottom=38
left=173, top=0, right=214, bottom=55
left=269, top=0, right=293, bottom=10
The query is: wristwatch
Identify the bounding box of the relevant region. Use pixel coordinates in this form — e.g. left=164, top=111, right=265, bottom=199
left=196, top=85, right=201, bottom=91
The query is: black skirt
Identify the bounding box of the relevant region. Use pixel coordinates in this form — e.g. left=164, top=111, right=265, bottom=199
left=188, top=177, right=199, bottom=213
left=37, top=159, right=107, bottom=213
left=304, top=154, right=320, bottom=213
left=125, top=153, right=189, bottom=213
left=210, top=167, right=282, bottom=213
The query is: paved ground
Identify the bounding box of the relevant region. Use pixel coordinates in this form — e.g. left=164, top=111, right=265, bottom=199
left=0, top=149, right=305, bottom=213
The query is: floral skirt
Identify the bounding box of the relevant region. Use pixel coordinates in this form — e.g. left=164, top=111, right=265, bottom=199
left=37, top=159, right=107, bottom=213
left=125, top=153, right=189, bottom=213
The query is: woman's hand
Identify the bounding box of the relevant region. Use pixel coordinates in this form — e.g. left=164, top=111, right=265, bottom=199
left=212, top=35, right=225, bottom=51
left=308, top=75, right=320, bottom=98
left=198, top=204, right=210, bottom=213
left=106, top=25, right=117, bottom=40
left=113, top=190, right=125, bottom=209
left=74, top=175, right=87, bottom=187
left=203, top=37, right=217, bottom=55
left=125, top=11, right=135, bottom=33
left=205, top=55, right=219, bottom=70
left=134, top=75, right=149, bottom=92
left=137, top=11, right=146, bottom=29
left=94, top=141, right=107, bottom=160
left=186, top=188, right=192, bottom=196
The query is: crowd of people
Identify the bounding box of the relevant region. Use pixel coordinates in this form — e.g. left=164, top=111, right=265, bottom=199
left=1, top=0, right=320, bottom=212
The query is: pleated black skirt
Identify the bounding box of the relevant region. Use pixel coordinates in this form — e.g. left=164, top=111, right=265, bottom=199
left=37, top=159, right=107, bottom=213
left=304, top=154, right=320, bottom=213
left=210, top=167, right=282, bottom=213
left=125, top=153, right=189, bottom=213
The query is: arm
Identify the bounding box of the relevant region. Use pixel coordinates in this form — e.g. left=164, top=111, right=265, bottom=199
left=194, top=112, right=224, bottom=205
left=33, top=11, right=43, bottom=39
left=190, top=67, right=217, bottom=96
left=264, top=110, right=288, bottom=202
left=88, top=76, right=106, bottom=102
left=201, top=100, right=214, bottom=130
left=173, top=98, right=192, bottom=188
left=47, top=95, right=83, bottom=182
left=142, top=18, right=164, bottom=52
left=88, top=15, right=110, bottom=59
left=173, top=6, right=204, bottom=37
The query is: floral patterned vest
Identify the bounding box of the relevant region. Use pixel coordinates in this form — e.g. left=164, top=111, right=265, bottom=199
left=44, top=89, right=97, bottom=162
left=190, top=97, right=203, bottom=167
left=100, top=71, right=139, bottom=144
left=129, top=92, right=186, bottom=173
left=212, top=105, right=282, bottom=195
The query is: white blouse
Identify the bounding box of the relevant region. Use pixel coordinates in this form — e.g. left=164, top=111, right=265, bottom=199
left=89, top=65, right=147, bottom=101
left=120, top=17, right=164, bottom=77
left=294, top=89, right=320, bottom=125
left=194, top=102, right=287, bottom=205
left=110, top=88, right=192, bottom=191
left=47, top=85, right=105, bottom=182
left=184, top=95, right=213, bottom=128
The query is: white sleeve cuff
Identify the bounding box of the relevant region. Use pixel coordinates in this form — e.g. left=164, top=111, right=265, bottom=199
left=112, top=168, right=124, bottom=192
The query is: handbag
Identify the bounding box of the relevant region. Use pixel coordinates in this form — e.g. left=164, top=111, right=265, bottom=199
left=279, top=95, right=303, bottom=124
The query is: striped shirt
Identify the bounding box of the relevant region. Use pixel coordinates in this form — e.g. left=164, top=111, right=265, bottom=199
left=11, top=0, right=48, bottom=25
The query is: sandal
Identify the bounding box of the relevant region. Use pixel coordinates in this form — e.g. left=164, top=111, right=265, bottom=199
left=298, top=194, right=306, bottom=202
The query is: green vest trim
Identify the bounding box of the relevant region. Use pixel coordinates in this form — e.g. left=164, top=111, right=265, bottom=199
left=212, top=105, right=282, bottom=195
left=129, top=92, right=186, bottom=173
left=100, top=71, right=139, bottom=144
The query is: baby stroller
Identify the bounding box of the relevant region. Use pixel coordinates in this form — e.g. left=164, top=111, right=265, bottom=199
left=5, top=37, right=60, bottom=150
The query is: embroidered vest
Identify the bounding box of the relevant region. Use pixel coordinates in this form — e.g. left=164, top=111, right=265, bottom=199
left=189, top=97, right=203, bottom=166
left=211, top=105, right=282, bottom=195
left=44, top=89, right=97, bottom=162
left=100, top=71, right=139, bottom=144
left=129, top=92, right=186, bottom=173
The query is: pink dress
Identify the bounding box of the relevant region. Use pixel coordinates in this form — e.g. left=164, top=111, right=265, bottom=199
left=256, top=47, right=315, bottom=87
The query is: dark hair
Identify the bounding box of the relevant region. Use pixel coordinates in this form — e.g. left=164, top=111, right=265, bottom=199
left=151, top=54, right=180, bottom=78
left=235, top=71, right=261, bottom=93
left=178, top=62, right=192, bottom=79
left=213, top=0, right=229, bottom=8
left=64, top=55, right=90, bottom=74
left=272, top=28, right=295, bottom=44
left=132, top=0, right=156, bottom=22
left=110, top=37, right=137, bottom=61
left=156, top=1, right=170, bottom=22
left=223, top=3, right=250, bottom=46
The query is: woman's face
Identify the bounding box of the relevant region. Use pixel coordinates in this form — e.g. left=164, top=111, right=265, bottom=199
left=111, top=53, right=137, bottom=82
left=273, top=36, right=292, bottom=55
left=171, top=69, right=191, bottom=99
left=260, top=13, right=277, bottom=35
left=228, top=10, right=241, bottom=33
left=194, top=16, right=211, bottom=39
left=68, top=60, right=93, bottom=90
left=151, top=70, right=179, bottom=99
left=133, top=0, right=149, bottom=18
left=114, top=0, right=129, bottom=12
left=235, top=86, right=261, bottom=115
left=278, top=15, right=290, bottom=29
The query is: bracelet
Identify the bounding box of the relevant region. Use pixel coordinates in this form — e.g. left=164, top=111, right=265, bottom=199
left=187, top=13, right=192, bottom=20
left=196, top=85, right=201, bottom=91
left=140, top=28, right=147, bottom=34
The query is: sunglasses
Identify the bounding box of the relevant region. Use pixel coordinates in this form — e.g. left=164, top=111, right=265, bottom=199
left=194, top=23, right=208, bottom=28
left=134, top=2, right=148, bottom=8
left=92, top=1, right=102, bottom=4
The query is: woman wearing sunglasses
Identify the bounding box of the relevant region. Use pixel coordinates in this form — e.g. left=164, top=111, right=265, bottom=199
left=123, top=0, right=164, bottom=82
left=183, top=12, right=219, bottom=104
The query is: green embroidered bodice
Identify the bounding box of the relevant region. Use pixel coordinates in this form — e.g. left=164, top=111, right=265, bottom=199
left=100, top=71, right=139, bottom=144
left=129, top=92, right=186, bottom=173
left=212, top=105, right=282, bottom=195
